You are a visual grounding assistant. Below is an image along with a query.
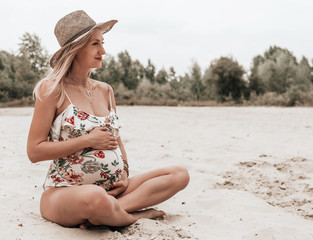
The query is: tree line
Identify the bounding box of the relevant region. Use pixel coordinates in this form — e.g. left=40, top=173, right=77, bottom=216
left=1, top=32, right=313, bottom=107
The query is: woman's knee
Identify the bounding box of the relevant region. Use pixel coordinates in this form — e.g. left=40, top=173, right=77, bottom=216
left=81, top=185, right=115, bottom=217
left=168, top=165, right=190, bottom=190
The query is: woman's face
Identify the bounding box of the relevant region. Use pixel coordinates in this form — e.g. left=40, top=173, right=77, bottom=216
left=74, top=29, right=106, bottom=69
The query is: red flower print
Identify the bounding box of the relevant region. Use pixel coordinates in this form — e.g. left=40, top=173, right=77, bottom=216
left=59, top=136, right=64, bottom=141
left=51, top=174, right=65, bottom=184
left=115, top=169, right=122, bottom=174
left=94, top=151, right=105, bottom=158
left=77, top=111, right=89, bottom=120
left=63, top=169, right=84, bottom=185
left=67, top=154, right=84, bottom=164
left=65, top=116, right=74, bottom=125
left=105, top=119, right=111, bottom=124
left=100, top=172, right=110, bottom=178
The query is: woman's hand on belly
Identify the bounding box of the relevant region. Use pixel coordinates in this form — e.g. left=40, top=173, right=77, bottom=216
left=86, top=126, right=118, bottom=150
left=107, top=171, right=128, bottom=197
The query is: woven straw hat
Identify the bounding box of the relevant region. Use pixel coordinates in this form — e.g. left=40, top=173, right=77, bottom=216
left=50, top=10, right=117, bottom=68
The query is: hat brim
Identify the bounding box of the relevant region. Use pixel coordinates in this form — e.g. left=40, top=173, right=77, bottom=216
left=49, top=19, right=118, bottom=68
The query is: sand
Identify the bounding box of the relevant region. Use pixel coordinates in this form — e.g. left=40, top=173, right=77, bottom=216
left=0, top=106, right=313, bottom=240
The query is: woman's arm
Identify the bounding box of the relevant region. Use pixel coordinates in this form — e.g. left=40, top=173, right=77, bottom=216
left=27, top=82, right=115, bottom=163
left=102, top=84, right=130, bottom=196
left=27, top=83, right=89, bottom=163
left=108, top=84, right=128, bottom=162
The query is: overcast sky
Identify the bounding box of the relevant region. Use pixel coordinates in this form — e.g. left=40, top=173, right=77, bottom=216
left=1, top=0, right=312, bottom=75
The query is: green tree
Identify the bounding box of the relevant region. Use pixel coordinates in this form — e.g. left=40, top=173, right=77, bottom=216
left=168, top=67, right=180, bottom=91
left=155, top=68, right=168, bottom=85
left=177, top=73, right=194, bottom=101
left=249, top=46, right=312, bottom=94
left=117, top=51, right=143, bottom=90
left=190, top=61, right=204, bottom=101
left=144, top=59, right=156, bottom=84
left=13, top=54, right=38, bottom=99
left=202, top=67, right=217, bottom=100
left=311, top=59, right=313, bottom=84
left=295, top=57, right=312, bottom=91
left=0, top=50, right=37, bottom=101
left=168, top=67, right=177, bottom=82
left=0, top=51, right=14, bottom=101
left=18, top=32, right=49, bottom=77
left=91, top=54, right=122, bottom=88
left=0, top=52, right=13, bottom=102
left=205, top=57, right=246, bottom=102
left=248, top=55, right=265, bottom=95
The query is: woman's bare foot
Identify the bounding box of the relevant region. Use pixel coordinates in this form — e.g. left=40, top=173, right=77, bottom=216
left=79, top=208, right=165, bottom=229
left=131, top=208, right=166, bottom=221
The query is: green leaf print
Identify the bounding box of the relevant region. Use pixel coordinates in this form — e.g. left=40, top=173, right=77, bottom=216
left=94, top=180, right=108, bottom=185
left=58, top=158, right=67, bottom=167
left=100, top=163, right=109, bottom=168
left=80, top=123, right=85, bottom=130
left=64, top=164, right=71, bottom=172
left=111, top=160, right=119, bottom=167
left=111, top=175, right=117, bottom=182
left=81, top=148, right=93, bottom=155
left=88, top=117, right=99, bottom=123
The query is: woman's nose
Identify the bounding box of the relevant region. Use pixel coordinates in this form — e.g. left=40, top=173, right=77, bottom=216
left=99, top=45, right=106, bottom=55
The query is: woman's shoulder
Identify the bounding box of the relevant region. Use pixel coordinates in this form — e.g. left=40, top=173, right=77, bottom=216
left=90, top=79, right=114, bottom=93
left=35, top=79, right=60, bottom=103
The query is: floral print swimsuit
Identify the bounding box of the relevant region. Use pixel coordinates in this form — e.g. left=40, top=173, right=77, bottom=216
left=43, top=88, right=123, bottom=191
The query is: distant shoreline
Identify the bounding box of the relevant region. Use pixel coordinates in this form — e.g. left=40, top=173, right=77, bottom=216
left=1, top=99, right=313, bottom=108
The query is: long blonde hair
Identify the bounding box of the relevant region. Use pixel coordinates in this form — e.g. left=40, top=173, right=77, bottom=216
left=33, top=28, right=99, bottom=108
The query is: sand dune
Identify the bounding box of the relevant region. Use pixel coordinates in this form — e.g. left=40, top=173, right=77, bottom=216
left=0, top=106, right=313, bottom=239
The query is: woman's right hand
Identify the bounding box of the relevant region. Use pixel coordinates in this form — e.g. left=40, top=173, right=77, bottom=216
left=86, top=126, right=118, bottom=150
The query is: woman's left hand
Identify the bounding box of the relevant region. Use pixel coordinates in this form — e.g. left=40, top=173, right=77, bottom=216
left=107, top=172, right=128, bottom=197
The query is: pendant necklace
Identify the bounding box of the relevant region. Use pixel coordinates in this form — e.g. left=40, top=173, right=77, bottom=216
left=70, top=77, right=94, bottom=103
left=86, top=89, right=92, bottom=97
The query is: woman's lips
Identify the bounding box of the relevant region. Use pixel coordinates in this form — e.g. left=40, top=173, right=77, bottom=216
left=95, top=57, right=102, bottom=61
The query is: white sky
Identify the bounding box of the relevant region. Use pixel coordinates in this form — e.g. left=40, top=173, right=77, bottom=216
left=1, top=0, right=313, bottom=75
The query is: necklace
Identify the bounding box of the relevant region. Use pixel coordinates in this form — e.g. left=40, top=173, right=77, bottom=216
left=69, top=77, right=94, bottom=103
left=86, top=89, right=92, bottom=97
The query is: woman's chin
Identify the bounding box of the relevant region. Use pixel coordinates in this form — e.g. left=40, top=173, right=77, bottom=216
left=93, top=63, right=102, bottom=69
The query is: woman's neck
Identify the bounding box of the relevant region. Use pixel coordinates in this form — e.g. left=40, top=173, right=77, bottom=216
left=68, top=63, right=91, bottom=87
left=68, top=75, right=89, bottom=86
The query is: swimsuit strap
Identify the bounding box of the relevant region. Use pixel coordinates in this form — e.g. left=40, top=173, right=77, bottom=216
left=107, top=84, right=113, bottom=111
left=64, top=90, right=73, bottom=104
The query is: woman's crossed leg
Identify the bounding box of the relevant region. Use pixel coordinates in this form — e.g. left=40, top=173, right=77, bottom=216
left=40, top=165, right=189, bottom=227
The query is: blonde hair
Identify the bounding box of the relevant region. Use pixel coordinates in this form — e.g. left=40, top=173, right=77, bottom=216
left=33, top=28, right=99, bottom=108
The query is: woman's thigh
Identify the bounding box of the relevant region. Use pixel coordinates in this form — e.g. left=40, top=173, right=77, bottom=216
left=40, top=184, right=107, bottom=227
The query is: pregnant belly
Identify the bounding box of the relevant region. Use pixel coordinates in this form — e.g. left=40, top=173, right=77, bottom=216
left=45, top=148, right=124, bottom=191
left=76, top=148, right=124, bottom=188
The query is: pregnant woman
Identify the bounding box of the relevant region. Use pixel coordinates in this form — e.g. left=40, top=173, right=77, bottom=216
left=27, top=10, right=189, bottom=228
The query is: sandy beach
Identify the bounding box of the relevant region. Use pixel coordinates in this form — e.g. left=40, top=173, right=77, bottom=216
left=1, top=106, right=313, bottom=240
